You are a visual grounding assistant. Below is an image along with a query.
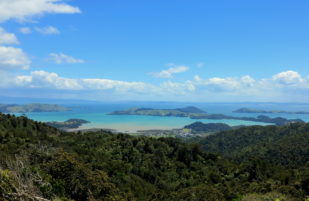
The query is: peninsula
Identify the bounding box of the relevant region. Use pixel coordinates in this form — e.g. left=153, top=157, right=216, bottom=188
left=46, top=119, right=90, bottom=130
left=109, top=106, right=304, bottom=126
left=0, top=103, right=70, bottom=113
left=110, top=106, right=206, bottom=117
left=233, top=107, right=309, bottom=114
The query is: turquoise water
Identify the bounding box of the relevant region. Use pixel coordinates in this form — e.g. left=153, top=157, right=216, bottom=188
left=16, top=102, right=309, bottom=132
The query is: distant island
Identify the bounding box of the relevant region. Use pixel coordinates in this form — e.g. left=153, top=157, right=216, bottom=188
left=233, top=107, right=309, bottom=114
left=46, top=119, right=90, bottom=130
left=110, top=106, right=304, bottom=126
left=0, top=103, right=70, bottom=113
left=110, top=106, right=206, bottom=117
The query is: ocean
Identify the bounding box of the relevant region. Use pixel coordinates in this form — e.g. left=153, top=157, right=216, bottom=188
left=18, top=102, right=309, bottom=132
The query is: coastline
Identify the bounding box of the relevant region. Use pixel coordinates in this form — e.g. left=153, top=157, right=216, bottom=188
left=68, top=118, right=274, bottom=133
left=68, top=122, right=177, bottom=133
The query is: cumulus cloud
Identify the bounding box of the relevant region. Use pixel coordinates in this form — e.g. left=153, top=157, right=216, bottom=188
left=151, top=65, right=189, bottom=78
left=0, top=27, right=19, bottom=44
left=161, top=80, right=195, bottom=95
left=19, top=27, right=32, bottom=34
left=35, top=26, right=60, bottom=35
left=49, top=53, right=84, bottom=64
left=16, top=71, right=83, bottom=90
left=0, top=0, right=80, bottom=23
left=11, top=71, right=152, bottom=94
left=207, top=77, right=242, bottom=91
left=272, top=70, right=303, bottom=85
left=81, top=79, right=150, bottom=93
left=241, top=75, right=255, bottom=87
left=0, top=46, right=31, bottom=69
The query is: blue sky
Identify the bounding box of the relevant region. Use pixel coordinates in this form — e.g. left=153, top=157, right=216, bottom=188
left=0, top=0, right=309, bottom=102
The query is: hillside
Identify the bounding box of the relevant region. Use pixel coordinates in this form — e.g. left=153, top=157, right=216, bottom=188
left=184, top=122, right=232, bottom=133
left=0, top=114, right=309, bottom=200
left=192, top=123, right=309, bottom=167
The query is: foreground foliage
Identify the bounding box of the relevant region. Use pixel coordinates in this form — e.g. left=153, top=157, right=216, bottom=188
left=0, top=113, right=308, bottom=200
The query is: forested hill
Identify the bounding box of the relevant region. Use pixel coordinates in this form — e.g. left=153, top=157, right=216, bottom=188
left=1, top=113, right=309, bottom=201
left=192, top=123, right=309, bottom=167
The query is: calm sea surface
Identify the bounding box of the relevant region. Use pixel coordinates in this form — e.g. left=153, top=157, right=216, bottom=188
left=17, top=102, right=309, bottom=132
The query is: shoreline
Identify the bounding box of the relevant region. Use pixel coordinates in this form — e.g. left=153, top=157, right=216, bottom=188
left=68, top=122, right=178, bottom=133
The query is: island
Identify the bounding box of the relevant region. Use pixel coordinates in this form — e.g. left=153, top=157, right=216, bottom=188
left=0, top=103, right=70, bottom=113
left=110, top=106, right=206, bottom=117
left=46, top=119, right=90, bottom=130
left=109, top=106, right=304, bottom=126
left=233, top=107, right=309, bottom=114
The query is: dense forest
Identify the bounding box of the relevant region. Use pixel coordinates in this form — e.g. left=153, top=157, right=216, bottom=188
left=184, top=122, right=232, bottom=133
left=0, top=113, right=309, bottom=201
left=190, top=123, right=309, bottom=167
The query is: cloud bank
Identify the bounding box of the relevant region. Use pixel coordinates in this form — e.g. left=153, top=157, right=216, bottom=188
left=1, top=70, right=309, bottom=102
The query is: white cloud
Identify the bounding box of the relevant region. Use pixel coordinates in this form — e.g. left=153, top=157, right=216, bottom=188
left=272, top=70, right=303, bottom=85
left=207, top=77, right=242, bottom=91
left=49, top=53, right=84, bottom=64
left=0, top=46, right=30, bottom=69
left=20, top=26, right=61, bottom=35
left=12, top=71, right=152, bottom=93
left=241, top=75, right=255, bottom=87
left=161, top=80, right=195, bottom=95
left=15, top=71, right=83, bottom=90
left=151, top=65, right=189, bottom=78
left=35, top=26, right=60, bottom=35
left=0, top=27, right=19, bottom=44
left=81, top=79, right=149, bottom=93
left=0, top=0, right=80, bottom=23
left=199, top=75, right=256, bottom=92
left=19, top=27, right=32, bottom=34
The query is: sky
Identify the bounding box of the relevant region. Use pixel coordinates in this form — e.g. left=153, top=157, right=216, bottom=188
left=0, top=0, right=309, bottom=102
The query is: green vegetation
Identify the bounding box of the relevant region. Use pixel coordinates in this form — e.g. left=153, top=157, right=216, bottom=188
left=234, top=107, right=309, bottom=114
left=0, top=113, right=309, bottom=200
left=110, top=106, right=304, bottom=125
left=46, top=119, right=90, bottom=130
left=184, top=122, right=232, bottom=133
left=0, top=103, right=69, bottom=113
left=191, top=123, right=309, bottom=167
